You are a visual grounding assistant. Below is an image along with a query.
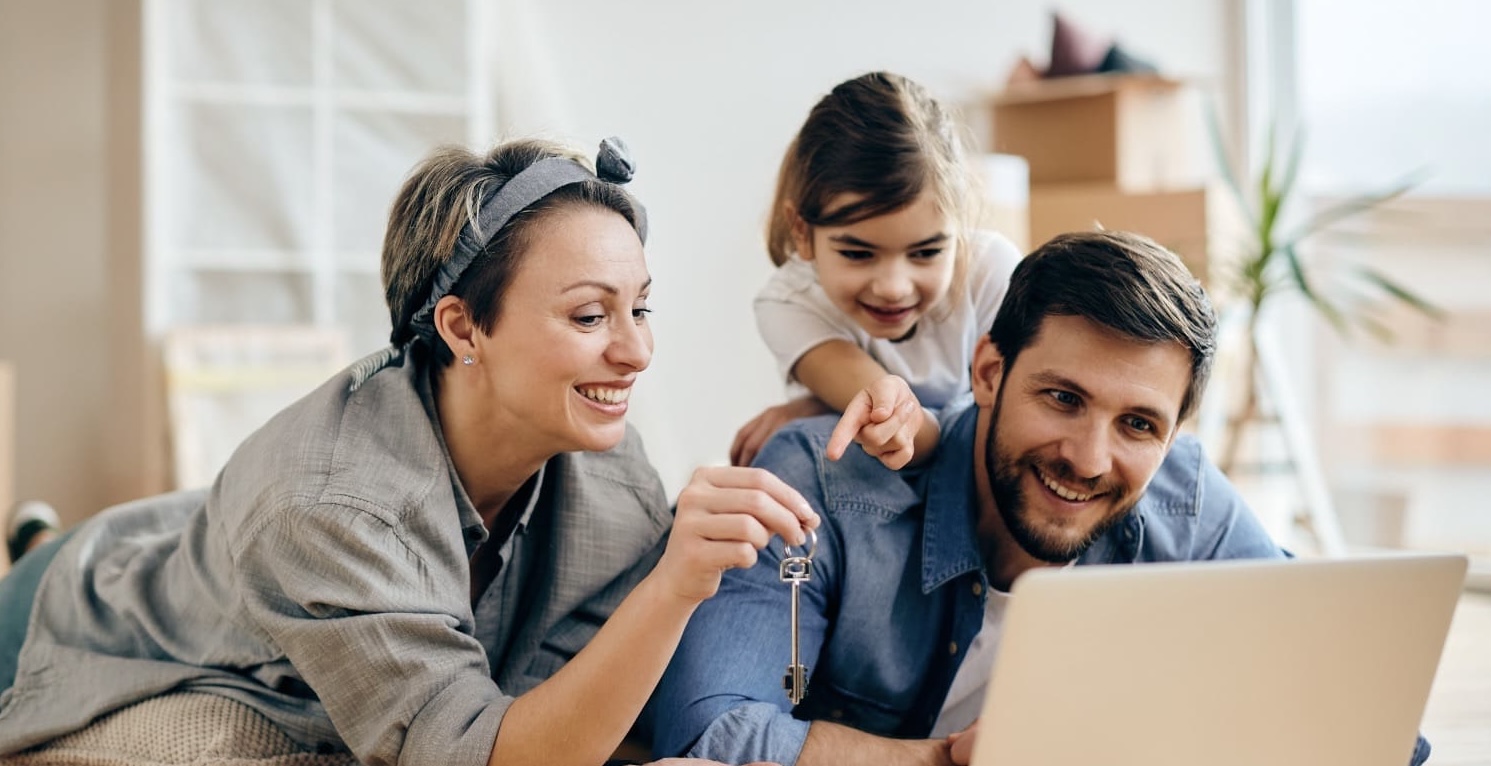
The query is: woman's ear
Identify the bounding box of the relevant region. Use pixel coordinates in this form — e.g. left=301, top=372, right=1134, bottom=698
left=433, top=295, right=478, bottom=361
left=971, top=335, right=1005, bottom=408
left=787, top=205, right=814, bottom=261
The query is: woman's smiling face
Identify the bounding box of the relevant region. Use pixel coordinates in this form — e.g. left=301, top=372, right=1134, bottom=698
left=469, top=204, right=653, bottom=455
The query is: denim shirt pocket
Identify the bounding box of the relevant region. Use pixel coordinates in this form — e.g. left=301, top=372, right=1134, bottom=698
left=800, top=677, right=910, bottom=737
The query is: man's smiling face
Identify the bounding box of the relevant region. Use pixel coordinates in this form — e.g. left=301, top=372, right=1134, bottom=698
left=972, top=315, right=1192, bottom=567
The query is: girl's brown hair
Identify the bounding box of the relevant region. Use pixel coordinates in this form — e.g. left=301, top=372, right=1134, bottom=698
left=766, top=71, right=983, bottom=289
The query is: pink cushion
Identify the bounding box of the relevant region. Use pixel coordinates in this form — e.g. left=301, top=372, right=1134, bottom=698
left=1046, top=11, right=1112, bottom=77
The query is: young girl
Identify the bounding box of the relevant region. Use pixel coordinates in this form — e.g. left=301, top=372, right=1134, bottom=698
left=730, top=71, right=1024, bottom=470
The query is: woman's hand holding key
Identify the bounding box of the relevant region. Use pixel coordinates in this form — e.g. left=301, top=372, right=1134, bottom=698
left=656, top=466, right=819, bottom=604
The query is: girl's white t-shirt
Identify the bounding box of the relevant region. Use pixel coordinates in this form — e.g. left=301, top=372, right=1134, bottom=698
left=754, top=230, right=1023, bottom=409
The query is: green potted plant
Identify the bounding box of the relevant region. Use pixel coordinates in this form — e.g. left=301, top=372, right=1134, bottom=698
left=1207, top=117, right=1441, bottom=474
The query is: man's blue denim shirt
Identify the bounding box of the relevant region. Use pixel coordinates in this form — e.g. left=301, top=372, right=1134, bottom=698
left=652, top=403, right=1431, bottom=766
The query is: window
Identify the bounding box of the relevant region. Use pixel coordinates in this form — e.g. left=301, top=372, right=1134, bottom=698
left=146, top=0, right=492, bottom=356
left=1290, top=0, right=1491, bottom=562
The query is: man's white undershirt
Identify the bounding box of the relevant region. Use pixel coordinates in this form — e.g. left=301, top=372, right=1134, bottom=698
left=930, top=587, right=1013, bottom=738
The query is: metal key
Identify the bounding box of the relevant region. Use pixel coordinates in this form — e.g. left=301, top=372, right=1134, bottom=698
left=780, top=528, right=817, bottom=705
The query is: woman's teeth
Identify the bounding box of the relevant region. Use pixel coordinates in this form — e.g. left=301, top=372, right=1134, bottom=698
left=578, top=386, right=630, bottom=405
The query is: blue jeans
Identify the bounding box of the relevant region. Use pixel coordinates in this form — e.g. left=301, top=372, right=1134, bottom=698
left=0, top=532, right=69, bottom=694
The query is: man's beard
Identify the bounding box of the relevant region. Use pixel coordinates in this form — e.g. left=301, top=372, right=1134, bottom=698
left=981, top=384, right=1137, bottom=566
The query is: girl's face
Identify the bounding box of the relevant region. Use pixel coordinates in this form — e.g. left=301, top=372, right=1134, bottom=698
left=470, top=205, right=653, bottom=455
left=795, top=190, right=957, bottom=341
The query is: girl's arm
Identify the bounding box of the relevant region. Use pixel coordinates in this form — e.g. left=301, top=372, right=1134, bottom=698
left=794, top=339, right=940, bottom=468
left=488, top=467, right=819, bottom=766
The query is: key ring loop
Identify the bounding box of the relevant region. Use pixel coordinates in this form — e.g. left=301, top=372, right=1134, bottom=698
left=782, top=527, right=818, bottom=561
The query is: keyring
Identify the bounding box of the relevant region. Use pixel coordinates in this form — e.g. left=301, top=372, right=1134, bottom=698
left=782, top=527, right=818, bottom=561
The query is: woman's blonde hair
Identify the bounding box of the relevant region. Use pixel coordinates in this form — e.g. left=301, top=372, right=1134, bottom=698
left=381, top=139, right=645, bottom=366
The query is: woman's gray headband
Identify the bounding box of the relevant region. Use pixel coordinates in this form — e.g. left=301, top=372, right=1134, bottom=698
left=408, top=136, right=647, bottom=339
left=347, top=136, right=645, bottom=391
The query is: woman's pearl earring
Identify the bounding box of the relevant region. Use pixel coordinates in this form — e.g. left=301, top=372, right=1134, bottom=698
left=462, top=354, right=476, bottom=366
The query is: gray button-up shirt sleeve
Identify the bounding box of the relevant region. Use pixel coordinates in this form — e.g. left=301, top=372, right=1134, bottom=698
left=234, top=501, right=508, bottom=766
left=0, top=351, right=672, bottom=766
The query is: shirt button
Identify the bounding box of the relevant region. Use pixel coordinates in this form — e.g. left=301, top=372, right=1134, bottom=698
left=971, top=582, right=983, bottom=597
left=831, top=709, right=845, bottom=720
left=949, top=641, right=959, bottom=655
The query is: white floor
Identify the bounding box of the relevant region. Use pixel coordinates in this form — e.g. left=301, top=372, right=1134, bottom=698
left=1421, top=592, right=1491, bottom=765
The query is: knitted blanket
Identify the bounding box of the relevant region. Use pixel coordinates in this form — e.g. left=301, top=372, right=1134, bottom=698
left=0, top=692, right=357, bottom=766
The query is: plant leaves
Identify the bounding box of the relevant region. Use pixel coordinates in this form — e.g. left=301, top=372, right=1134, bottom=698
left=1282, top=244, right=1349, bottom=335
left=1276, top=127, right=1305, bottom=214
left=1354, top=311, right=1394, bottom=342
left=1203, top=99, right=1257, bottom=228
left=1257, top=123, right=1297, bottom=260
left=1354, top=266, right=1445, bottom=319
left=1260, top=122, right=1277, bottom=207
left=1280, top=171, right=1427, bottom=248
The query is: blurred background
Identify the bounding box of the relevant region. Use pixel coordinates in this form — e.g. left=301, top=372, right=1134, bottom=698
left=0, top=0, right=1487, bottom=759
left=5, top=0, right=1487, bottom=560
left=3, top=0, right=1489, bottom=559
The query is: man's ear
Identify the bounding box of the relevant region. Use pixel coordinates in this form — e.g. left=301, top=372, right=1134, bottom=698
left=433, top=295, right=478, bottom=360
left=788, top=205, right=814, bottom=261
left=971, top=335, right=1005, bottom=408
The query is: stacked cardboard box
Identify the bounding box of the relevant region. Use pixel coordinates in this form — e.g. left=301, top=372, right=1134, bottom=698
left=990, top=74, right=1214, bottom=281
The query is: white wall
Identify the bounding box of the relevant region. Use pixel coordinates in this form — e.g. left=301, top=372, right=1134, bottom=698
left=0, top=0, right=1237, bottom=519
left=0, top=0, right=116, bottom=525
left=490, top=0, right=1236, bottom=494
left=1298, top=0, right=1491, bottom=195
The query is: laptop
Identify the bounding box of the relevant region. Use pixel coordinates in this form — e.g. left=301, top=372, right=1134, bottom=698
left=970, top=553, right=1467, bottom=766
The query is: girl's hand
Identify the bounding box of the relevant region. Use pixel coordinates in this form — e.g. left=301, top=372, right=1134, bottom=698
left=730, top=396, right=832, bottom=467
left=826, top=375, right=929, bottom=470
left=657, top=466, right=820, bottom=604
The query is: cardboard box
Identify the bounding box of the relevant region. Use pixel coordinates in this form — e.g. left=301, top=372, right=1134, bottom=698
left=1029, top=183, right=1211, bottom=282
left=991, top=74, right=1201, bottom=189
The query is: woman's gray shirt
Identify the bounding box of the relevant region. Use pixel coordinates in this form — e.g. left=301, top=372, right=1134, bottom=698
left=0, top=352, right=672, bottom=766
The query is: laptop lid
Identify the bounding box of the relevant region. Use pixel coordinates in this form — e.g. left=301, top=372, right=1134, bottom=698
left=970, top=554, right=1467, bottom=766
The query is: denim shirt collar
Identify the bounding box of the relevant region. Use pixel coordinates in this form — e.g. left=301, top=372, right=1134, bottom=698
left=916, top=404, right=1150, bottom=593
left=1078, top=507, right=1146, bottom=565
left=917, top=405, right=989, bottom=594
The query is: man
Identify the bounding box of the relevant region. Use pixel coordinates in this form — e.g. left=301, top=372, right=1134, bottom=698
left=651, top=231, right=1429, bottom=766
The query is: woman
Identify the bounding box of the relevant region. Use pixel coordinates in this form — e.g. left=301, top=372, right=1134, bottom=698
left=0, top=137, right=814, bottom=766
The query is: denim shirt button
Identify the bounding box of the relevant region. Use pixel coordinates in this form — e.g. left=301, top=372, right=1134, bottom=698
left=831, top=708, right=845, bottom=720
left=971, top=582, right=983, bottom=597
left=948, top=641, right=959, bottom=655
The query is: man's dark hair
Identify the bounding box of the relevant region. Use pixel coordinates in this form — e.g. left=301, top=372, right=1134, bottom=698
left=988, top=230, right=1217, bottom=422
